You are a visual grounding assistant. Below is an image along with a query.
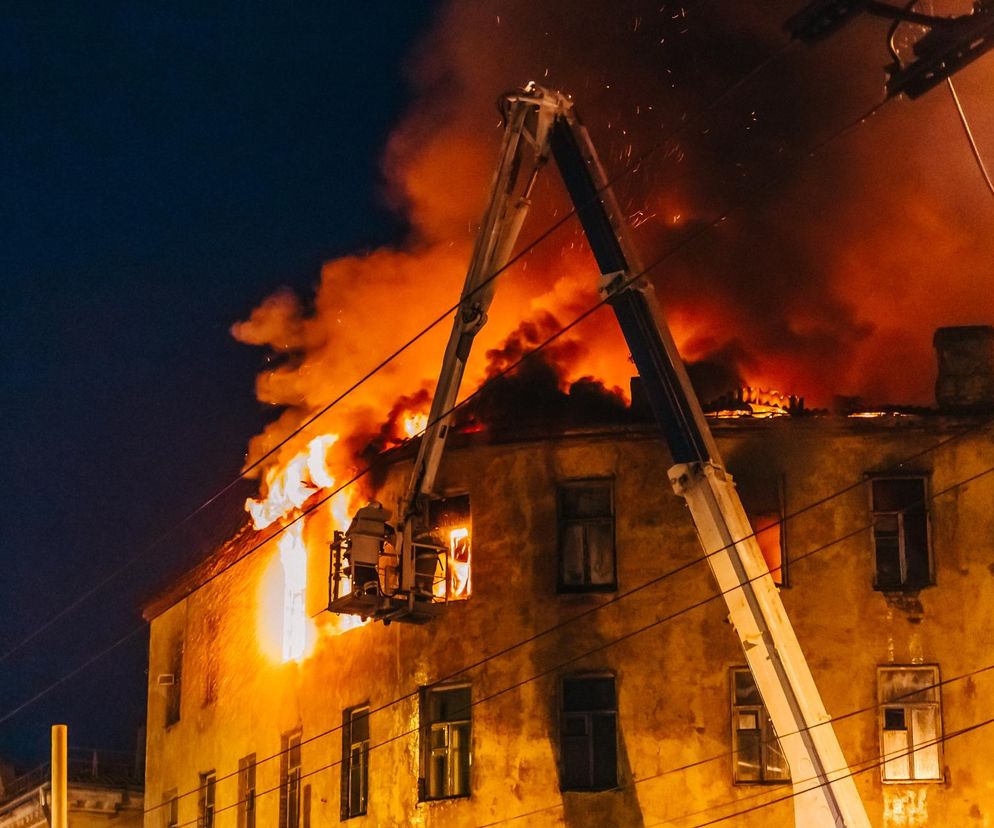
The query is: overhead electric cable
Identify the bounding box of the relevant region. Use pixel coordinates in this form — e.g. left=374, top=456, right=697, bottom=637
left=946, top=77, right=994, bottom=199
left=146, top=454, right=994, bottom=818
left=161, top=459, right=994, bottom=826
left=0, top=32, right=794, bottom=670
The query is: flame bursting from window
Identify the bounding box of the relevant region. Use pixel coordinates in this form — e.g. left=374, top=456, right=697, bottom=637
left=278, top=523, right=308, bottom=662
left=246, top=434, right=339, bottom=531
left=433, top=526, right=472, bottom=601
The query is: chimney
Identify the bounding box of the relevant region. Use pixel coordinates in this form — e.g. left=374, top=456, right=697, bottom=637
left=933, top=326, right=994, bottom=410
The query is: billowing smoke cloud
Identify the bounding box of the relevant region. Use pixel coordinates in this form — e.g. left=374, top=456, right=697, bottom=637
left=234, top=0, right=994, bottom=486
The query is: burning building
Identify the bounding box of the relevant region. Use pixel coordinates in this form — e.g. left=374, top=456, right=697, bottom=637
left=142, top=325, right=994, bottom=828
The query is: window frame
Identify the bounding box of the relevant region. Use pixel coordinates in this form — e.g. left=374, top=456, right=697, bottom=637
left=420, top=683, right=472, bottom=801
left=559, top=672, right=619, bottom=792
left=162, top=788, right=179, bottom=828
left=868, top=474, right=933, bottom=592
left=729, top=667, right=791, bottom=785
left=279, top=729, right=303, bottom=828
left=877, top=665, right=944, bottom=783
left=341, top=704, right=370, bottom=819
left=164, top=630, right=184, bottom=728
left=556, top=478, right=617, bottom=593
left=198, top=772, right=216, bottom=828
left=237, top=754, right=256, bottom=828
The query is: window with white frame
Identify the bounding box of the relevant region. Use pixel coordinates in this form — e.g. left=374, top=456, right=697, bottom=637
left=421, top=685, right=471, bottom=800
left=198, top=772, right=216, bottom=828
left=280, top=730, right=303, bottom=827
left=878, top=666, right=943, bottom=782
left=730, top=668, right=790, bottom=784
left=341, top=705, right=369, bottom=818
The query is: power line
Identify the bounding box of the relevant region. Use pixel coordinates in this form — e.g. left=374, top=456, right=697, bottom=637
left=2, top=67, right=957, bottom=797
left=946, top=77, right=994, bottom=199
left=478, top=659, right=994, bottom=826
left=0, top=33, right=794, bottom=672
left=150, top=455, right=994, bottom=820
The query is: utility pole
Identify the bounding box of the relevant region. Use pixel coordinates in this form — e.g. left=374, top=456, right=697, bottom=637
left=50, top=725, right=67, bottom=828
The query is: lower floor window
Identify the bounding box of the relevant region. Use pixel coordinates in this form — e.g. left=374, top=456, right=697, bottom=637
left=342, top=705, right=370, bottom=818
left=422, top=685, right=471, bottom=799
left=879, top=666, right=943, bottom=781
left=731, top=668, right=790, bottom=784
left=561, top=674, right=618, bottom=791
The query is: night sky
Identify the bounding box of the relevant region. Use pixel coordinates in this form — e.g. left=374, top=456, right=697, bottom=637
left=2, top=2, right=440, bottom=766
left=4, top=0, right=993, bottom=773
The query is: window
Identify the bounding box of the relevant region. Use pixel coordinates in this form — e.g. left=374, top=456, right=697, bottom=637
left=280, top=731, right=303, bottom=828
left=162, top=789, right=178, bottom=828
left=341, top=706, right=370, bottom=819
left=421, top=685, right=471, bottom=800
left=198, top=772, right=216, bottom=828
left=871, top=477, right=931, bottom=590
left=558, top=481, right=615, bottom=591
left=730, top=668, right=790, bottom=784
left=238, top=754, right=256, bottom=828
left=878, top=666, right=943, bottom=782
left=428, top=495, right=472, bottom=601
left=203, top=613, right=219, bottom=706
left=560, top=675, right=618, bottom=791
left=740, top=474, right=788, bottom=587
left=164, top=630, right=184, bottom=727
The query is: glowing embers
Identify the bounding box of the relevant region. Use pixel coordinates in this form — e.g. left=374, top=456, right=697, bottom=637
left=403, top=412, right=428, bottom=439
left=279, top=523, right=308, bottom=662
left=706, top=388, right=802, bottom=419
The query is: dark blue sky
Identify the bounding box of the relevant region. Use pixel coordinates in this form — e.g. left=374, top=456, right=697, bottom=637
left=2, top=2, right=439, bottom=765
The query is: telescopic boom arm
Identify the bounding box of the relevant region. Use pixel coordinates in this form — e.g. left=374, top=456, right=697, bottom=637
left=333, top=82, right=871, bottom=828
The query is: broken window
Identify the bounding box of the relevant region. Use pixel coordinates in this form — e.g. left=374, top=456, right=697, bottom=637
left=198, top=772, right=216, bottom=828
left=871, top=477, right=931, bottom=591
left=238, top=754, right=256, bottom=828
left=162, top=789, right=178, bottom=828
left=421, top=685, right=471, bottom=800
left=561, top=674, right=618, bottom=791
left=558, top=481, right=615, bottom=592
left=428, top=495, right=472, bottom=601
left=164, top=629, right=183, bottom=727
left=731, top=668, right=790, bottom=784
left=280, top=730, right=303, bottom=828
left=878, top=666, right=943, bottom=782
left=341, top=705, right=369, bottom=819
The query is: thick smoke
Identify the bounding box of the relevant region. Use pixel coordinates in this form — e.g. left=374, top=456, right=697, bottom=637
left=234, top=0, right=994, bottom=485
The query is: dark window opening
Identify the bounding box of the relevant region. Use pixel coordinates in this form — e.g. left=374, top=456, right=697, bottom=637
left=558, top=481, right=616, bottom=592
left=238, top=754, right=256, bottom=828
left=164, top=631, right=183, bottom=727
left=871, top=477, right=931, bottom=591
left=561, top=675, right=618, bottom=791
left=421, top=685, right=471, bottom=800
left=341, top=705, right=370, bottom=819
left=731, top=668, right=790, bottom=784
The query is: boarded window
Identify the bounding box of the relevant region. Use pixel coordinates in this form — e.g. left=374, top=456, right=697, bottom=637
left=421, top=685, right=471, bottom=800
left=280, top=730, right=303, bottom=828
left=238, top=754, right=256, bottom=828
left=341, top=705, right=369, bottom=819
left=561, top=675, right=618, bottom=791
left=198, top=772, right=216, bottom=828
left=731, top=668, right=790, bottom=784
left=871, top=477, right=931, bottom=591
left=558, top=481, right=615, bottom=591
left=878, top=666, right=943, bottom=782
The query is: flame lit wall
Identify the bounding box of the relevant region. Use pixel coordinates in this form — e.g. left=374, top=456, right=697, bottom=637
left=229, top=0, right=994, bottom=658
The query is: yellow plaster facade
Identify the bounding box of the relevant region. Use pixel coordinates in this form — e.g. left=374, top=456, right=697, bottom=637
left=143, top=416, right=994, bottom=827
